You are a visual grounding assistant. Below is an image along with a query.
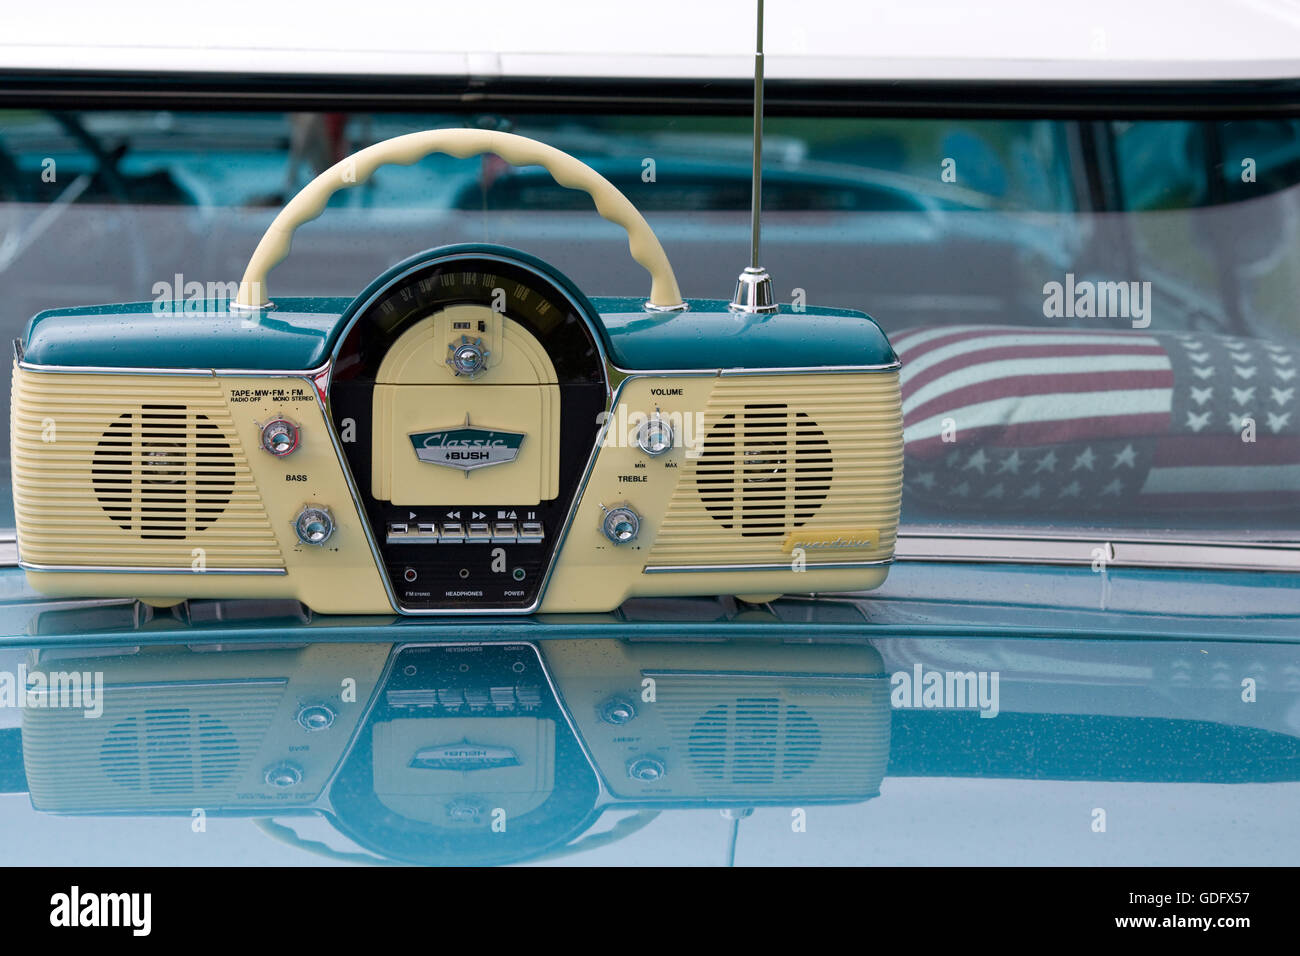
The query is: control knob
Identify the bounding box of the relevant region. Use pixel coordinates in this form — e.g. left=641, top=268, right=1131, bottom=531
left=600, top=504, right=641, bottom=544
left=634, top=411, right=674, bottom=456
left=260, top=418, right=300, bottom=456
left=294, top=506, right=335, bottom=545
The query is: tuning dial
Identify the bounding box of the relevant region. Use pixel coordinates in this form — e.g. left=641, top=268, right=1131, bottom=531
left=294, top=506, right=335, bottom=545
left=264, top=762, right=303, bottom=789
left=600, top=504, right=641, bottom=544
left=446, top=336, right=490, bottom=377
left=635, top=412, right=674, bottom=456
left=260, top=418, right=300, bottom=456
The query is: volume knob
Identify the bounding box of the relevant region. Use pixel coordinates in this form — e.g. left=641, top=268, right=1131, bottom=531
left=600, top=504, right=641, bottom=544
left=634, top=413, right=674, bottom=456
left=294, top=506, right=335, bottom=545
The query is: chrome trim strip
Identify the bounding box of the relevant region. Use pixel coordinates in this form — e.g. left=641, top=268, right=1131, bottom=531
left=895, top=532, right=1300, bottom=572
left=643, top=559, right=892, bottom=573
left=96, top=678, right=289, bottom=692
left=19, top=560, right=287, bottom=576
left=16, top=358, right=334, bottom=379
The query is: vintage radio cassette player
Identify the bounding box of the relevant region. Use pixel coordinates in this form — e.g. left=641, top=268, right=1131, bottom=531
left=10, top=127, right=903, bottom=614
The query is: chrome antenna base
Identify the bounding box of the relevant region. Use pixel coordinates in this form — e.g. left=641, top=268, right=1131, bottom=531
left=729, top=266, right=779, bottom=314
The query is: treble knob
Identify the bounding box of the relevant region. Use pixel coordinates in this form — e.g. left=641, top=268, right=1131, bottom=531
left=600, top=503, right=641, bottom=544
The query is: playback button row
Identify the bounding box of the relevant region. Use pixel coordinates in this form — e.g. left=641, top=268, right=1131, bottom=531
left=387, top=521, right=544, bottom=545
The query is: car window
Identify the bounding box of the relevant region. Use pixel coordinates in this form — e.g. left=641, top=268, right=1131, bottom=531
left=1, top=109, right=1296, bottom=541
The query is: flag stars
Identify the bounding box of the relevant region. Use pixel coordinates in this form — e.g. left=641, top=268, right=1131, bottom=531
left=1272, top=387, right=1294, bottom=406
left=1189, top=386, right=1213, bottom=406
left=1072, top=447, right=1096, bottom=471
left=912, top=471, right=936, bottom=490
left=963, top=449, right=990, bottom=474
left=996, top=450, right=1023, bottom=474
left=1267, top=411, right=1292, bottom=433
left=1113, top=444, right=1137, bottom=468
left=1058, top=480, right=1081, bottom=498
left=1232, top=386, right=1256, bottom=405
left=1034, top=450, right=1058, bottom=473
left=1186, top=410, right=1211, bottom=432
left=1100, top=478, right=1124, bottom=496
left=1020, top=481, right=1042, bottom=499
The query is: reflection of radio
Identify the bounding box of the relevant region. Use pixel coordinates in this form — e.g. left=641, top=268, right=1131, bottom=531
left=22, top=643, right=391, bottom=813
left=19, top=633, right=889, bottom=863
left=545, top=639, right=891, bottom=803
left=10, top=128, right=902, bottom=615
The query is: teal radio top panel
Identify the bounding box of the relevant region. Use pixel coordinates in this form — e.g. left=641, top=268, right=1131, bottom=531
left=20, top=296, right=897, bottom=373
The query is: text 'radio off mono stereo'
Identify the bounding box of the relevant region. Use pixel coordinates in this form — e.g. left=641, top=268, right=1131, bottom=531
left=10, top=128, right=903, bottom=614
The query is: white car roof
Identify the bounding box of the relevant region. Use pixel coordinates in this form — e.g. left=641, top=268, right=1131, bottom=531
left=1, top=0, right=1298, bottom=82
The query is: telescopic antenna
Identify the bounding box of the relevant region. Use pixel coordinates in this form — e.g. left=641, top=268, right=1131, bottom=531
left=729, top=0, right=779, bottom=314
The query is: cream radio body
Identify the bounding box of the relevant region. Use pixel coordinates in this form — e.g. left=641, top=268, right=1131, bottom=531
left=10, top=130, right=903, bottom=615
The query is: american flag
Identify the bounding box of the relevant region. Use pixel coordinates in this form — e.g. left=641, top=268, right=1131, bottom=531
left=894, top=324, right=1299, bottom=512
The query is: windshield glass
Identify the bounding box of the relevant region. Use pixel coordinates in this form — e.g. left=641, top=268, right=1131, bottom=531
left=2, top=109, right=1297, bottom=541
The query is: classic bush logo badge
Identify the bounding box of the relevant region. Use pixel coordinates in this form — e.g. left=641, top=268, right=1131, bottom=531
left=409, top=741, right=520, bottom=771
left=410, top=415, right=524, bottom=473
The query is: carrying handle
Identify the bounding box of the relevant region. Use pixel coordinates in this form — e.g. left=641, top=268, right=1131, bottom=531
left=235, top=128, right=685, bottom=310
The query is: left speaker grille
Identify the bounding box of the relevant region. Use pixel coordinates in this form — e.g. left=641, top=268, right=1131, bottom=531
left=92, top=405, right=237, bottom=539
left=23, top=680, right=288, bottom=810
left=11, top=370, right=284, bottom=569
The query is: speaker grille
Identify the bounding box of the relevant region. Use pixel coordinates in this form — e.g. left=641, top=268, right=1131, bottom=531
left=688, top=698, right=820, bottom=782
left=22, top=680, right=288, bottom=811
left=655, top=675, right=891, bottom=799
left=698, top=405, right=832, bottom=536
left=11, top=371, right=284, bottom=569
left=93, top=406, right=237, bottom=538
left=650, top=373, right=903, bottom=566
left=101, top=710, right=241, bottom=792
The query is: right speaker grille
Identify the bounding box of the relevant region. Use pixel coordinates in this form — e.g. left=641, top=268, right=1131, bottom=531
left=697, top=404, right=832, bottom=536
left=649, top=372, right=903, bottom=567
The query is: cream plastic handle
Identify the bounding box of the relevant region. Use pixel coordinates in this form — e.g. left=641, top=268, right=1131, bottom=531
left=236, top=128, right=684, bottom=310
